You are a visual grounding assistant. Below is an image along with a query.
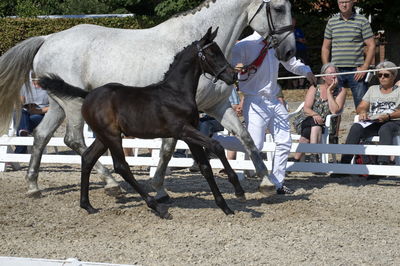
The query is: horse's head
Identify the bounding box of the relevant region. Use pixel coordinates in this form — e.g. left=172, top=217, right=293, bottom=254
left=196, top=27, right=237, bottom=85
left=247, top=0, right=295, bottom=61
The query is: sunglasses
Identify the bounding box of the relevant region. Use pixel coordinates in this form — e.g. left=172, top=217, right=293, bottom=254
left=377, top=73, right=391, bottom=78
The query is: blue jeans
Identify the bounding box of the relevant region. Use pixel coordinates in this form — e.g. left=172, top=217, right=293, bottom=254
left=15, top=109, right=44, bottom=154
left=198, top=117, right=224, bottom=137
left=337, top=67, right=368, bottom=108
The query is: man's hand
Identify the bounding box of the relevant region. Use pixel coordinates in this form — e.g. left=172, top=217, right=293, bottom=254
left=27, top=105, right=42, bottom=114
left=355, top=65, right=367, bottom=81
left=232, top=104, right=242, bottom=117
left=235, top=63, right=244, bottom=72
left=306, top=72, right=317, bottom=86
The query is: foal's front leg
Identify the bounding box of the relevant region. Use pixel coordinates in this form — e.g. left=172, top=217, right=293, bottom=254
left=185, top=141, right=234, bottom=215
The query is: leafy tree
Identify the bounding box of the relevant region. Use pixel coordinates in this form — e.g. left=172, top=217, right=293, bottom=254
left=60, top=0, right=111, bottom=15
left=0, top=0, right=398, bottom=63
left=154, top=0, right=201, bottom=18
left=106, top=0, right=160, bottom=16
left=0, top=0, right=16, bottom=17
left=15, top=0, right=42, bottom=17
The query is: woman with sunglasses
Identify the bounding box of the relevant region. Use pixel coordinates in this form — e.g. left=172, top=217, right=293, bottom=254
left=332, top=61, right=400, bottom=177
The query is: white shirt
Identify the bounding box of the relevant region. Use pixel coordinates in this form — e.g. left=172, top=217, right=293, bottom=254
left=232, top=32, right=311, bottom=97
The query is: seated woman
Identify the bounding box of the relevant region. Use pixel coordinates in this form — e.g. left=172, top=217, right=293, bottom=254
left=338, top=60, right=400, bottom=168
left=293, top=62, right=346, bottom=162
left=15, top=72, right=49, bottom=154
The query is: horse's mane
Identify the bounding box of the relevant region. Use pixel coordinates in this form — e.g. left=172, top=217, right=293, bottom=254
left=173, top=0, right=217, bottom=18
left=159, top=40, right=199, bottom=83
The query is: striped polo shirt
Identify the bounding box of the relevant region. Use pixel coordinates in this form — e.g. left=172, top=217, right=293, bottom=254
left=324, top=13, right=373, bottom=68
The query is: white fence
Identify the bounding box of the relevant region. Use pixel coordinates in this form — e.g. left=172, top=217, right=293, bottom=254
left=0, top=256, right=133, bottom=266
left=1, top=135, right=400, bottom=177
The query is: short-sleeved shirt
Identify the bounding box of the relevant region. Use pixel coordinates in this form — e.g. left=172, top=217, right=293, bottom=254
left=324, top=13, right=373, bottom=68
left=362, top=85, right=400, bottom=118
left=20, top=83, right=49, bottom=109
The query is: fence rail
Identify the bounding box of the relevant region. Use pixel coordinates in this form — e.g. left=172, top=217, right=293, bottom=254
left=1, top=136, right=400, bottom=177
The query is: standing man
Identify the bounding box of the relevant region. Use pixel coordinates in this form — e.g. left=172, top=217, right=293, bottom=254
left=322, top=0, right=375, bottom=109
left=214, top=31, right=316, bottom=195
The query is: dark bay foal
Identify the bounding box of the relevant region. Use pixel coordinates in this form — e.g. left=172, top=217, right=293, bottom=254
left=39, top=28, right=245, bottom=219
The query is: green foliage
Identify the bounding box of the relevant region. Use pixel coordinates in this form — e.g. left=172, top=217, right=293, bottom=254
left=60, top=0, right=111, bottom=15
left=155, top=0, right=201, bottom=18
left=0, top=15, right=162, bottom=55
left=1, top=1, right=398, bottom=66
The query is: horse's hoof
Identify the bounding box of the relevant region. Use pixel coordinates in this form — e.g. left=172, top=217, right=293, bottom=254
left=258, top=184, right=275, bottom=197
left=26, top=189, right=42, bottom=198
left=87, top=208, right=99, bottom=214
left=156, top=195, right=172, bottom=204
left=156, top=204, right=172, bottom=220
left=104, top=185, right=123, bottom=197
left=223, top=208, right=235, bottom=215
left=81, top=205, right=99, bottom=214
left=235, top=193, right=246, bottom=203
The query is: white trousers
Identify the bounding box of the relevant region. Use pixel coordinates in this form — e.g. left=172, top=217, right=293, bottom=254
left=214, top=95, right=292, bottom=187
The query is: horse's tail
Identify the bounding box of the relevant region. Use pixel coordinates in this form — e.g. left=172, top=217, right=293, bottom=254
left=39, top=74, right=88, bottom=100
left=0, top=36, right=46, bottom=134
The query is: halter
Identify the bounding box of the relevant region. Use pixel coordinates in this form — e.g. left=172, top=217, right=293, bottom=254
left=237, top=0, right=294, bottom=82
left=248, top=0, right=294, bottom=49
left=196, top=42, right=230, bottom=83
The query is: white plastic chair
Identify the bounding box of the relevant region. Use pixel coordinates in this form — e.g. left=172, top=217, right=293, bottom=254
left=353, top=115, right=400, bottom=164
left=289, top=102, right=342, bottom=163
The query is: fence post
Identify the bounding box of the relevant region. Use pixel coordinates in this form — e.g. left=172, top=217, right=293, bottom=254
left=149, top=149, right=160, bottom=177
left=0, top=139, right=6, bottom=172
left=0, top=120, right=21, bottom=172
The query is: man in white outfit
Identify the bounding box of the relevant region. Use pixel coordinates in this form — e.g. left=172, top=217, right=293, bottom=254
left=215, top=31, right=316, bottom=194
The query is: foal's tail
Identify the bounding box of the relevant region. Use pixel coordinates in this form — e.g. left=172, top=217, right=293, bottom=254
left=39, top=74, right=88, bottom=100
left=0, top=36, right=46, bottom=134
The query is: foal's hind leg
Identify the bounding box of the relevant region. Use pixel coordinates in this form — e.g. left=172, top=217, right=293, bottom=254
left=151, top=138, right=177, bottom=203
left=104, top=135, right=171, bottom=219
left=186, top=142, right=234, bottom=215
left=62, top=103, right=121, bottom=196
left=26, top=99, right=65, bottom=197
left=182, top=125, right=245, bottom=201
left=80, top=138, right=109, bottom=214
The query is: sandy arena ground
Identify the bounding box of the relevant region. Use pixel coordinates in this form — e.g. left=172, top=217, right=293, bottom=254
left=1, top=166, right=400, bottom=265
left=1, top=93, right=400, bottom=265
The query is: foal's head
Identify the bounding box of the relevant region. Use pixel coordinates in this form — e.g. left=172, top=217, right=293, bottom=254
left=195, top=27, right=237, bottom=85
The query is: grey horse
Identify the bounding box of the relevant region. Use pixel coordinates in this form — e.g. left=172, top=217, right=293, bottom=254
left=0, top=0, right=295, bottom=199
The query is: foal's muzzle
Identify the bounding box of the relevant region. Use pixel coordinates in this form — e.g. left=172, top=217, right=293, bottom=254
left=215, top=65, right=237, bottom=85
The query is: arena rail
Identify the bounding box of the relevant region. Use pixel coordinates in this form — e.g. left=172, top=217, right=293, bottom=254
left=0, top=256, right=134, bottom=266
left=1, top=135, right=400, bottom=177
